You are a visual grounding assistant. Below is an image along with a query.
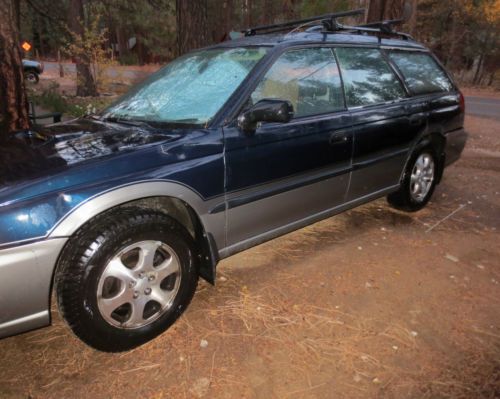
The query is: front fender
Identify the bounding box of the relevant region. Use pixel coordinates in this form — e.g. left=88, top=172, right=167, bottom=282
left=49, top=180, right=225, bottom=251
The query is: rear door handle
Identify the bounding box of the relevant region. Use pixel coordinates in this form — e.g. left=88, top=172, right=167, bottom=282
left=329, top=131, right=348, bottom=146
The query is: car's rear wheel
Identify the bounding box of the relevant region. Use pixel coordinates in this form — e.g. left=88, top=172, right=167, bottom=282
left=55, top=207, right=198, bottom=352
left=387, top=147, right=438, bottom=212
left=24, top=70, right=39, bottom=83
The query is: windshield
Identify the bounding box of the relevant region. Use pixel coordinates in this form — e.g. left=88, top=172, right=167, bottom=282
left=102, top=47, right=268, bottom=126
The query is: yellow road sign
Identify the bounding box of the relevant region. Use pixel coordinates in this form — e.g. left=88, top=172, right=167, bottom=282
left=21, top=41, right=32, bottom=52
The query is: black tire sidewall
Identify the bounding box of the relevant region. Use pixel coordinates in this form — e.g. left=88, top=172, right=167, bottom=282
left=57, top=211, right=198, bottom=351
left=25, top=71, right=39, bottom=83
left=387, top=145, right=439, bottom=212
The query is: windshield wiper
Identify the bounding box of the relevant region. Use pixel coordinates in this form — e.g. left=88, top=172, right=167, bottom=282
left=161, top=118, right=201, bottom=124
left=100, top=116, right=153, bottom=127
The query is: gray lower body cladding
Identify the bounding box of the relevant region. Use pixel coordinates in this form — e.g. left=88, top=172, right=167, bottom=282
left=0, top=238, right=67, bottom=338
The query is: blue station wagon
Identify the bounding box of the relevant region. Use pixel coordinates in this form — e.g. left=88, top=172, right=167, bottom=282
left=0, top=12, right=467, bottom=351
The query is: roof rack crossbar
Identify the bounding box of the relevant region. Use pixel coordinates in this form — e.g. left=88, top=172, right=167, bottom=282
left=241, top=9, right=413, bottom=41
left=351, top=19, right=412, bottom=40
left=243, top=8, right=365, bottom=36
left=359, top=18, right=405, bottom=30
left=333, top=20, right=413, bottom=41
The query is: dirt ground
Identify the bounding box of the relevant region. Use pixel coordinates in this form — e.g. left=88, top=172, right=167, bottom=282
left=0, top=113, right=499, bottom=399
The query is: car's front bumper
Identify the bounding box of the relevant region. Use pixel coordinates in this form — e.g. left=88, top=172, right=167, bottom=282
left=0, top=238, right=67, bottom=338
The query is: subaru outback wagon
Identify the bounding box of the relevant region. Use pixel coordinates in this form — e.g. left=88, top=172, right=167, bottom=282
left=0, top=13, right=467, bottom=351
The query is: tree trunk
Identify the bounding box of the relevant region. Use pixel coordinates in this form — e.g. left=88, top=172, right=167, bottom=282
left=263, top=0, right=273, bottom=25
left=283, top=0, right=300, bottom=20
left=406, top=0, right=417, bottom=36
left=473, top=54, right=484, bottom=85
left=224, top=0, right=233, bottom=37
left=116, top=27, right=129, bottom=63
left=176, top=0, right=210, bottom=56
left=245, top=0, right=253, bottom=28
left=366, top=0, right=386, bottom=22
left=0, top=0, right=30, bottom=135
left=366, top=0, right=408, bottom=22
left=213, top=0, right=232, bottom=42
left=68, top=0, right=97, bottom=97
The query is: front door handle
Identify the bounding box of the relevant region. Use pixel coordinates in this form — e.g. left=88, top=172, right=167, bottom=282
left=329, top=131, right=348, bottom=146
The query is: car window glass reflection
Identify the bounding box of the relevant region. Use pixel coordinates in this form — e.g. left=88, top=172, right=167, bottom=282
left=335, top=47, right=406, bottom=107
left=389, top=51, right=454, bottom=95
left=251, top=48, right=345, bottom=117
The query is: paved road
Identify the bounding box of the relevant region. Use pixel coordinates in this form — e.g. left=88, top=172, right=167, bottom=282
left=465, top=96, right=500, bottom=119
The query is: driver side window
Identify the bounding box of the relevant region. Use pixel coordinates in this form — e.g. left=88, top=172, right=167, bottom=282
left=250, top=47, right=345, bottom=118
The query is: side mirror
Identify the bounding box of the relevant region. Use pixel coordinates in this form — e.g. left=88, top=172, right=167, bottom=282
left=238, top=99, right=294, bottom=135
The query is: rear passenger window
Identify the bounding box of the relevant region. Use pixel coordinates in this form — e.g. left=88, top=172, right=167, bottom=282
left=251, top=48, right=345, bottom=118
left=388, top=51, right=454, bottom=95
left=335, top=47, right=406, bottom=107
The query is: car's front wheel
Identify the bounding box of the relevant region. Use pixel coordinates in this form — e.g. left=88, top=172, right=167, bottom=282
left=387, top=147, right=438, bottom=212
left=55, top=208, right=198, bottom=352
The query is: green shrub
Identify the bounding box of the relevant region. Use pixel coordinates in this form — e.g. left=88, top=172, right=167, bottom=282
left=119, top=53, right=139, bottom=66
left=28, top=83, right=114, bottom=118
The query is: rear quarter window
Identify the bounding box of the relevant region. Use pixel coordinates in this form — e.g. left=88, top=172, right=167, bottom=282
left=388, top=51, right=454, bottom=95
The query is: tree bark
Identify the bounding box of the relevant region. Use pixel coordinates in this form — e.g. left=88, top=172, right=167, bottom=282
left=68, top=0, right=97, bottom=97
left=366, top=0, right=386, bottom=22
left=245, top=0, right=253, bottom=28
left=224, top=0, right=233, bottom=37
left=0, top=0, right=30, bottom=135
left=406, top=0, right=417, bottom=36
left=283, top=0, right=300, bottom=20
left=176, top=0, right=210, bottom=56
left=366, top=0, right=408, bottom=22
left=473, top=54, right=484, bottom=85
left=263, top=0, right=273, bottom=25
left=116, top=27, right=129, bottom=63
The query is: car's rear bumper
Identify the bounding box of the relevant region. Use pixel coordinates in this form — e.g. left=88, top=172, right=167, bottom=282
left=444, top=128, right=468, bottom=166
left=0, top=238, right=67, bottom=339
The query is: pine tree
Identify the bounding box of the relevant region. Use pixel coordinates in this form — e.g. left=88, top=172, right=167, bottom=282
left=0, top=0, right=30, bottom=134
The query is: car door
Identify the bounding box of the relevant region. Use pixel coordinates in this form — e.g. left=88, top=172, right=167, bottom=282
left=334, top=47, right=423, bottom=201
left=221, top=47, right=352, bottom=250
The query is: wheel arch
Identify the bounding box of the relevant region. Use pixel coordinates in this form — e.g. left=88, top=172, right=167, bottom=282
left=49, top=182, right=222, bottom=285
left=418, top=132, right=446, bottom=184
left=401, top=131, right=447, bottom=184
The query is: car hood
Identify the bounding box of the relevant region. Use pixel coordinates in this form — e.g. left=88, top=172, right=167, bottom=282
left=0, top=118, right=223, bottom=246
left=0, top=118, right=182, bottom=185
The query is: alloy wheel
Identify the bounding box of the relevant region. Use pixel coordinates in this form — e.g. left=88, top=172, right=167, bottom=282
left=410, top=153, right=435, bottom=202
left=97, top=240, right=181, bottom=329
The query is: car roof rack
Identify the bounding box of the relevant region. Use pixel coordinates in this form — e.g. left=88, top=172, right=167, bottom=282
left=343, top=19, right=413, bottom=41
left=242, top=9, right=365, bottom=36
left=242, top=9, right=413, bottom=41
